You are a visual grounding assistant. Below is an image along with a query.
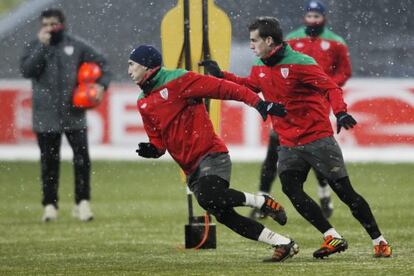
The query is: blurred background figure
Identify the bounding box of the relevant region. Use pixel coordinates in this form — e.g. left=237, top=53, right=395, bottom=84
left=19, top=8, right=111, bottom=222
left=250, top=0, right=352, bottom=220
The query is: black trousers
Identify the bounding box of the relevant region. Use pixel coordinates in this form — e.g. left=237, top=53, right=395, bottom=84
left=36, top=129, right=90, bottom=207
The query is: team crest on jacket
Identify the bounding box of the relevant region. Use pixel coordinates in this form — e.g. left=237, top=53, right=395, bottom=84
left=281, top=68, right=289, bottom=79
left=64, top=45, right=74, bottom=56
left=160, top=88, right=169, bottom=100
left=320, top=41, right=331, bottom=51
left=295, top=42, right=304, bottom=48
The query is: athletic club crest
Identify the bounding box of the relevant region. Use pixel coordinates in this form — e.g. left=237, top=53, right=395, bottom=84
left=321, top=41, right=331, bottom=51
left=64, top=45, right=74, bottom=56
left=295, top=42, right=304, bottom=48
left=281, top=68, right=289, bottom=79
left=160, top=88, right=169, bottom=100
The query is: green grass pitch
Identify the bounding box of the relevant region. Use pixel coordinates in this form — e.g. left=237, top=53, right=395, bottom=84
left=0, top=161, right=413, bottom=275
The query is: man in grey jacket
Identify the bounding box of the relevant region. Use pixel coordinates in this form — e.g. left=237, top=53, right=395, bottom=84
left=20, top=8, right=111, bottom=222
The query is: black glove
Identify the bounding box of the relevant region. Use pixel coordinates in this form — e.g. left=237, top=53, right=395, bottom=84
left=255, top=100, right=287, bottom=121
left=335, top=111, right=357, bottom=134
left=199, top=60, right=224, bottom=78
left=136, top=143, right=162, bottom=158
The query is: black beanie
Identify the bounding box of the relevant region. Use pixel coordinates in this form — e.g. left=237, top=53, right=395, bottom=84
left=304, top=1, right=326, bottom=15
left=129, top=45, right=162, bottom=68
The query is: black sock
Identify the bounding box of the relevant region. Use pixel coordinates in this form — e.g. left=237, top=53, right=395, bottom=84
left=330, top=177, right=382, bottom=239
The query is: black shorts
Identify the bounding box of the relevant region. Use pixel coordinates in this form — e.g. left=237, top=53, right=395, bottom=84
left=278, top=136, right=348, bottom=181
left=187, top=152, right=231, bottom=191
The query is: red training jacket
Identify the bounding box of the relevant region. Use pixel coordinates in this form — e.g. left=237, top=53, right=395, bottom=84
left=286, top=27, right=352, bottom=87
left=223, top=45, right=347, bottom=147
left=137, top=67, right=261, bottom=175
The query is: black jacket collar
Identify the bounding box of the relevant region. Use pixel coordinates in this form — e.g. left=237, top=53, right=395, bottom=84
left=141, top=67, right=161, bottom=95
left=261, top=42, right=287, bottom=67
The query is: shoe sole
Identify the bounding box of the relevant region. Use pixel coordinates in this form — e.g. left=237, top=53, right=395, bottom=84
left=268, top=210, right=287, bottom=226
left=374, top=248, right=392, bottom=258
left=42, top=216, right=57, bottom=222
left=80, top=216, right=94, bottom=222
left=282, top=243, right=300, bottom=262
left=313, top=243, right=348, bottom=259
left=374, top=254, right=392, bottom=258
left=263, top=243, right=299, bottom=263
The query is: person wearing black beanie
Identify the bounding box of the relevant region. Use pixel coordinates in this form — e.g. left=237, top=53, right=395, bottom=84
left=128, top=45, right=163, bottom=89
left=128, top=45, right=300, bottom=262
left=129, top=45, right=162, bottom=68
left=303, top=0, right=326, bottom=36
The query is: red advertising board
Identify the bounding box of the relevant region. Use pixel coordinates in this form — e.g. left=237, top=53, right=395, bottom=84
left=1, top=79, right=413, bottom=151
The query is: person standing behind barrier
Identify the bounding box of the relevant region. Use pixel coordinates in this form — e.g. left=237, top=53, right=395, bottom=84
left=250, top=0, right=352, bottom=220
left=20, top=8, right=111, bottom=222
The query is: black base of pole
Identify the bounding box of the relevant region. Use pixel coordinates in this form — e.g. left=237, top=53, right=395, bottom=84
left=185, top=216, right=216, bottom=249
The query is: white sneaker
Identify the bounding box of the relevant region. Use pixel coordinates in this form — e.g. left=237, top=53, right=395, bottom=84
left=73, top=200, right=94, bottom=221
left=42, top=204, right=58, bottom=222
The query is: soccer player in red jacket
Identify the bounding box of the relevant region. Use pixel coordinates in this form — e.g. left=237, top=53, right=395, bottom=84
left=128, top=45, right=299, bottom=262
left=253, top=0, right=353, bottom=220
left=201, top=17, right=391, bottom=258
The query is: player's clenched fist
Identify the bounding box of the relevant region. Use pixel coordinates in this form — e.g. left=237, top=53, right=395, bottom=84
left=136, top=142, right=163, bottom=158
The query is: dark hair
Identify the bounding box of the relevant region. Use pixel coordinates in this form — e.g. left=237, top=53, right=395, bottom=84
left=40, top=8, right=65, bottom=24
left=248, top=16, right=283, bottom=45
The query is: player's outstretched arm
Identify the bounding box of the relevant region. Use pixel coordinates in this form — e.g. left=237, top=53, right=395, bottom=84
left=181, top=72, right=286, bottom=121
left=199, top=59, right=260, bottom=93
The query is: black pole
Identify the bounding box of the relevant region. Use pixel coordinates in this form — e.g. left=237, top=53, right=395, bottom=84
left=202, top=0, right=211, bottom=111
left=202, top=0, right=211, bottom=60
left=183, top=0, right=194, bottom=224
left=201, top=0, right=214, bottom=224
left=184, top=1, right=217, bottom=249
left=183, top=0, right=191, bottom=71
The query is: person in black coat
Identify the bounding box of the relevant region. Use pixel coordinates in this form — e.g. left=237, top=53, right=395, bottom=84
left=20, top=8, right=111, bottom=222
